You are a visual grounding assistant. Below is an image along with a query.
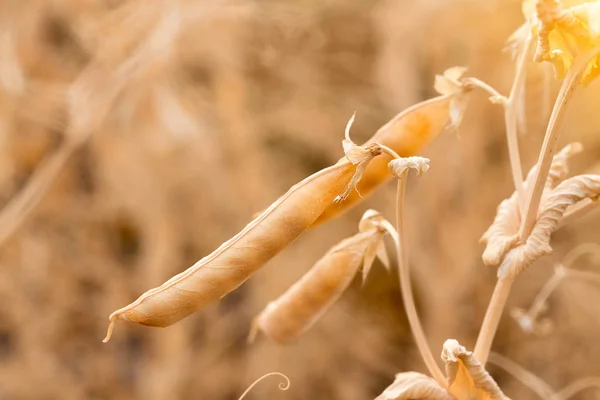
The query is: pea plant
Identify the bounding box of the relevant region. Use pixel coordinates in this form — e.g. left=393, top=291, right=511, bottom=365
left=103, top=1, right=600, bottom=399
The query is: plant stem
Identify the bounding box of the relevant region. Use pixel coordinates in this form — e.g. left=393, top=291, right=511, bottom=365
left=473, top=274, right=514, bottom=365
left=567, top=269, right=600, bottom=285
left=526, top=265, right=565, bottom=322
left=562, top=242, right=600, bottom=268
left=519, top=65, right=580, bottom=240
left=463, top=77, right=505, bottom=100
left=504, top=33, right=531, bottom=212
left=554, top=378, right=600, bottom=400
left=0, top=139, right=79, bottom=248
left=488, top=352, right=556, bottom=399
left=383, top=173, right=446, bottom=386
left=472, top=33, right=533, bottom=366
left=474, top=47, right=600, bottom=365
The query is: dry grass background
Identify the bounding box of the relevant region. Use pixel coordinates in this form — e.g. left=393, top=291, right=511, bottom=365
left=1, top=0, right=600, bottom=399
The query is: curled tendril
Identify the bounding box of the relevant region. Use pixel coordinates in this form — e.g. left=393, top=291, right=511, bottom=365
left=562, top=242, right=600, bottom=269
left=238, top=372, right=291, bottom=400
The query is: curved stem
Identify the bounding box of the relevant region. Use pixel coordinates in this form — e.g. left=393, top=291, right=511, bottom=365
left=382, top=174, right=446, bottom=386
left=488, top=352, right=556, bottom=399
left=504, top=32, right=532, bottom=212
left=553, top=377, right=600, bottom=400
left=526, top=265, right=565, bottom=322
left=473, top=274, right=514, bottom=365
left=562, top=242, right=600, bottom=269
left=463, top=77, right=505, bottom=100
left=519, top=56, right=587, bottom=240
left=566, top=269, right=600, bottom=285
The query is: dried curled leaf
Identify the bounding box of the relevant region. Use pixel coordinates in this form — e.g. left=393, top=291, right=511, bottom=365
left=442, top=340, right=508, bottom=400
left=376, top=340, right=508, bottom=400
left=375, top=372, right=453, bottom=400
left=314, top=83, right=469, bottom=226
left=534, top=0, right=600, bottom=85
left=250, top=210, right=388, bottom=344
left=104, top=146, right=381, bottom=341
left=544, top=142, right=584, bottom=196
left=481, top=143, right=581, bottom=266
left=500, top=174, right=600, bottom=278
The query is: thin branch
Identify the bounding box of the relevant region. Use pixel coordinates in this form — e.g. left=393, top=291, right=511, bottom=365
left=0, top=140, right=80, bottom=247
left=462, top=77, right=506, bottom=100
left=473, top=274, right=515, bottom=365
left=504, top=32, right=532, bottom=212
left=562, top=242, right=600, bottom=269
left=488, top=352, right=556, bottom=399
left=381, top=174, right=446, bottom=386
left=527, top=265, right=565, bottom=323
left=519, top=50, right=599, bottom=240
left=554, top=377, right=600, bottom=400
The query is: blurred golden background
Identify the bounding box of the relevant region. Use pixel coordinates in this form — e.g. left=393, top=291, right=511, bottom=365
left=1, top=0, right=600, bottom=399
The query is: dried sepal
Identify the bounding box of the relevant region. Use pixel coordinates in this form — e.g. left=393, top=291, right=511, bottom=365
left=434, top=66, right=471, bottom=129
left=103, top=157, right=377, bottom=341
left=442, top=340, right=508, bottom=400
left=481, top=143, right=581, bottom=266
left=336, top=114, right=383, bottom=202
left=388, top=157, right=431, bottom=178
left=315, top=90, right=466, bottom=226
left=375, top=372, right=453, bottom=400
left=250, top=210, right=388, bottom=344
left=434, top=66, right=469, bottom=96
left=376, top=241, right=391, bottom=271
left=359, top=210, right=390, bottom=280
left=499, top=174, right=600, bottom=278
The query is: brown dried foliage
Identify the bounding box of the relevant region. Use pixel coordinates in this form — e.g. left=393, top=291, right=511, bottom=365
left=2, top=0, right=600, bottom=399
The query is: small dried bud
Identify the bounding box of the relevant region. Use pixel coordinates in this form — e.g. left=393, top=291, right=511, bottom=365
left=388, top=157, right=431, bottom=178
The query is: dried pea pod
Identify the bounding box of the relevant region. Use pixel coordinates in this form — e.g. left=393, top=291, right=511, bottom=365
left=103, top=143, right=381, bottom=341
left=250, top=210, right=389, bottom=343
